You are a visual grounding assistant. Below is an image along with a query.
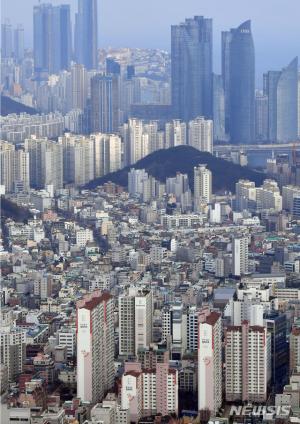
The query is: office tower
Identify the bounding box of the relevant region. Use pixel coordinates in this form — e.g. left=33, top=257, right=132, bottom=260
left=188, top=116, right=213, bottom=153
left=92, top=133, right=122, bottom=177
left=14, top=25, right=24, bottom=63
left=223, top=21, right=255, bottom=144
left=265, top=58, right=298, bottom=142
left=293, top=196, right=300, bottom=219
left=235, top=179, right=256, bottom=211
left=71, top=64, right=88, bottom=111
left=106, top=58, right=121, bottom=75
left=165, top=120, right=187, bottom=148
left=122, top=119, right=149, bottom=166
left=264, top=311, right=288, bottom=392
left=91, top=74, right=119, bottom=133
left=225, top=321, right=271, bottom=402
left=213, top=74, right=226, bottom=141
left=77, top=291, right=114, bottom=403
left=33, top=4, right=72, bottom=75
left=255, top=91, right=268, bottom=141
left=232, top=235, right=249, bottom=276
left=194, top=164, right=212, bottom=209
left=198, top=309, right=222, bottom=414
left=60, top=134, right=94, bottom=186
left=171, top=16, right=213, bottom=121
left=118, top=288, right=153, bottom=357
left=24, top=136, right=63, bottom=191
left=0, top=326, right=26, bottom=381
left=75, top=0, right=98, bottom=70
left=1, top=22, right=13, bottom=59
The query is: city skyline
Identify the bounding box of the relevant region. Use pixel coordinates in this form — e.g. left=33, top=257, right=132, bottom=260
left=2, top=0, right=300, bottom=80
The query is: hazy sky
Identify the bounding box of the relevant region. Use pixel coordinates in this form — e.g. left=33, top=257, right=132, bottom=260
left=2, top=0, right=300, bottom=82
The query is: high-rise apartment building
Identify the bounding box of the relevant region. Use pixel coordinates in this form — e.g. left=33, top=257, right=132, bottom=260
left=213, top=74, right=226, bottom=142
left=77, top=291, right=114, bottom=403
left=235, top=179, right=257, bottom=212
left=165, top=120, right=187, bottom=148
left=33, top=4, right=72, bottom=75
left=71, top=64, right=88, bottom=111
left=198, top=309, right=222, bottom=414
left=25, top=136, right=63, bottom=191
left=255, top=92, right=268, bottom=141
left=223, top=21, right=255, bottom=144
left=122, top=119, right=149, bottom=166
left=92, top=133, right=122, bottom=178
left=60, top=133, right=94, bottom=186
left=194, top=164, right=212, bottom=209
left=264, top=58, right=298, bottom=142
left=91, top=74, right=119, bottom=133
left=118, top=287, right=153, bottom=357
left=171, top=16, right=213, bottom=121
left=0, top=326, right=26, bottom=382
left=232, top=235, right=249, bottom=276
left=75, top=0, right=98, bottom=70
left=188, top=116, right=213, bottom=153
left=225, top=321, right=271, bottom=402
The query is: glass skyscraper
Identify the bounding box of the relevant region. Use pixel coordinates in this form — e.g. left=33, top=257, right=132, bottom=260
left=171, top=16, right=213, bottom=122
left=75, top=0, right=98, bottom=70
left=222, top=20, right=255, bottom=144
left=33, top=4, right=72, bottom=75
left=264, top=57, right=298, bottom=142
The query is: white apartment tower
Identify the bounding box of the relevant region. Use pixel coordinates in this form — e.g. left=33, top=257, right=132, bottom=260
left=198, top=309, right=222, bottom=414
left=194, top=164, right=212, bottom=210
left=225, top=321, right=271, bottom=402
left=77, top=291, right=114, bottom=403
left=165, top=120, right=187, bottom=148
left=188, top=116, right=213, bottom=153
left=232, top=235, right=249, bottom=276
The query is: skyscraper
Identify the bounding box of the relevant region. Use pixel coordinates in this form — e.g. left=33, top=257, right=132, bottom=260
left=90, top=74, right=119, bottom=133
left=223, top=21, right=255, bottom=144
left=1, top=21, right=13, bottom=59
left=75, top=0, right=98, bottom=70
left=213, top=74, right=226, bottom=142
left=14, top=25, right=24, bottom=63
left=77, top=291, right=114, bottom=403
left=171, top=16, right=213, bottom=122
left=265, top=58, right=298, bottom=142
left=33, top=4, right=72, bottom=75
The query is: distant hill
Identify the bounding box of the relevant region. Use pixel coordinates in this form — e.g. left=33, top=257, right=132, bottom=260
left=85, top=145, right=265, bottom=193
left=1, top=95, right=37, bottom=116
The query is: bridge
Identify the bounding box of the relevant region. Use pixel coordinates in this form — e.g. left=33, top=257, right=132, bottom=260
left=214, top=142, right=300, bottom=154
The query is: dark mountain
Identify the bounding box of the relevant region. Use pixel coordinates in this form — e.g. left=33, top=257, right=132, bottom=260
left=85, top=145, right=265, bottom=193
left=1, top=95, right=37, bottom=116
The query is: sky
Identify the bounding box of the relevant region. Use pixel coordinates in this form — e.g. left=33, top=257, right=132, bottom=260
left=2, top=0, right=300, bottom=83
